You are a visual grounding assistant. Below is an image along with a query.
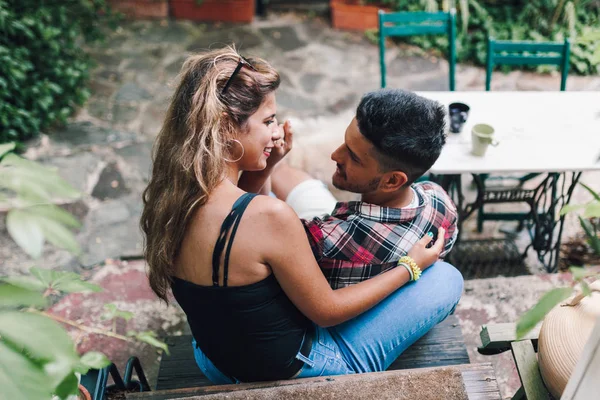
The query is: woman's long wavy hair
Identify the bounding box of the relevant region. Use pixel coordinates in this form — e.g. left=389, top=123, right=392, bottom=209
left=141, top=47, right=280, bottom=302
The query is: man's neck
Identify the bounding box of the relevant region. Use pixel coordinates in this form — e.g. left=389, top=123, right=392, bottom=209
left=361, top=186, right=413, bottom=209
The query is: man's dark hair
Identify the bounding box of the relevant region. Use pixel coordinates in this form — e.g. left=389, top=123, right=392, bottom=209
left=356, top=89, right=447, bottom=185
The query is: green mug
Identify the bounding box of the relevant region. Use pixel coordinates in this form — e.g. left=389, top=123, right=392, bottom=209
left=471, top=124, right=499, bottom=156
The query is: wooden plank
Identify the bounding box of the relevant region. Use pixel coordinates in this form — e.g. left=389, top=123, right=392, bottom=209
left=128, top=363, right=501, bottom=400
left=479, top=323, right=540, bottom=354
left=380, top=11, right=449, bottom=24
left=493, top=41, right=564, bottom=53
left=157, top=315, right=469, bottom=391
left=388, top=315, right=470, bottom=370
left=382, top=24, right=447, bottom=37
left=562, top=317, right=600, bottom=400
left=510, top=340, right=551, bottom=400
left=493, top=55, right=563, bottom=66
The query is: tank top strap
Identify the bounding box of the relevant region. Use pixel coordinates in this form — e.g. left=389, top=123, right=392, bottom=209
left=211, top=193, right=258, bottom=287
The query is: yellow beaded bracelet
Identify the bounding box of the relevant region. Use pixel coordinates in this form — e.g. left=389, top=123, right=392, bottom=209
left=398, top=256, right=422, bottom=281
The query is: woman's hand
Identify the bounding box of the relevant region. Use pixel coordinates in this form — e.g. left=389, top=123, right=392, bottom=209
left=267, top=120, right=293, bottom=169
left=407, top=228, right=446, bottom=271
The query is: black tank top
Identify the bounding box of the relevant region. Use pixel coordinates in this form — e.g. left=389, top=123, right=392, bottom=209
left=171, top=193, right=311, bottom=382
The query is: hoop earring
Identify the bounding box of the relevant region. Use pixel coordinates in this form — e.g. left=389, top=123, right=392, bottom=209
left=224, top=139, right=245, bottom=163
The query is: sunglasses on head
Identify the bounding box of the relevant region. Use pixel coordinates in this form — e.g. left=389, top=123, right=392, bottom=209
left=221, top=56, right=257, bottom=95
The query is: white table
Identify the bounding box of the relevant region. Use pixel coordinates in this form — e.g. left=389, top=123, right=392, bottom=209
left=418, top=92, right=600, bottom=272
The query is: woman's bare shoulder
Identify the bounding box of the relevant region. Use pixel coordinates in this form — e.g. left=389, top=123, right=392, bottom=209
left=247, top=195, right=300, bottom=224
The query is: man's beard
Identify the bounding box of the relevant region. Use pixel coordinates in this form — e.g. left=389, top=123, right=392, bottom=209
left=332, top=173, right=381, bottom=194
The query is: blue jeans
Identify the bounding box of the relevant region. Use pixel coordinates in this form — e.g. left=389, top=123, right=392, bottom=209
left=193, top=261, right=464, bottom=383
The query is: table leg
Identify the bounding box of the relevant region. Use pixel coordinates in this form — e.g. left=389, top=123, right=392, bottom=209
left=526, top=172, right=582, bottom=273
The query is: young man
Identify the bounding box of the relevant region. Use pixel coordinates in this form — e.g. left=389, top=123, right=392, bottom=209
left=271, top=89, right=459, bottom=289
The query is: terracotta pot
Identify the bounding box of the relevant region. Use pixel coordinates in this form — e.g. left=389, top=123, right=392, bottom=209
left=108, top=0, right=168, bottom=19
left=79, top=385, right=92, bottom=400
left=171, top=0, right=255, bottom=23
left=330, top=0, right=389, bottom=31
left=537, top=281, right=600, bottom=399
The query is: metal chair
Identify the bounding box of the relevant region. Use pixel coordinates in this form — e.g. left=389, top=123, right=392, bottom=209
left=477, top=37, right=571, bottom=232
left=486, top=37, right=571, bottom=91
left=378, top=9, right=456, bottom=91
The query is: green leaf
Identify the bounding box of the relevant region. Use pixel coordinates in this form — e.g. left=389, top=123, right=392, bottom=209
left=560, top=203, right=585, bottom=216
left=580, top=216, right=600, bottom=255
left=579, top=182, right=600, bottom=201
left=27, top=204, right=81, bottom=229
left=581, top=281, right=592, bottom=297
left=79, top=351, right=110, bottom=370
left=0, top=311, right=79, bottom=365
left=30, top=268, right=101, bottom=294
left=0, top=142, right=15, bottom=157
left=516, top=287, right=574, bottom=339
left=0, top=340, right=53, bottom=400
left=37, top=216, right=81, bottom=255
left=6, top=209, right=44, bottom=259
left=52, top=371, right=79, bottom=399
left=569, top=266, right=594, bottom=281
left=0, top=284, right=46, bottom=308
left=1, top=275, right=47, bottom=292
left=583, top=202, right=600, bottom=219
left=135, top=331, right=170, bottom=355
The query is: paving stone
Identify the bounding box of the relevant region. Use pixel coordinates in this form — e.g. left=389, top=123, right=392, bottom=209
left=41, top=152, right=102, bottom=193
left=140, top=101, right=168, bottom=137
left=388, top=55, right=442, bottom=76
left=86, top=199, right=131, bottom=227
left=82, top=211, right=143, bottom=266
left=300, top=72, right=324, bottom=93
left=91, top=162, right=130, bottom=200
left=88, top=78, right=118, bottom=98
left=327, top=93, right=358, bottom=113
left=260, top=26, right=306, bottom=52
left=90, top=52, right=122, bottom=68
left=115, top=82, right=152, bottom=103
left=165, top=55, right=188, bottom=76
left=92, top=68, right=122, bottom=83
left=116, top=142, right=153, bottom=181
left=52, top=122, right=136, bottom=146
left=187, top=26, right=263, bottom=52
left=406, top=72, right=450, bottom=91
left=112, top=103, right=140, bottom=124
left=276, top=88, right=319, bottom=112
left=86, top=98, right=112, bottom=121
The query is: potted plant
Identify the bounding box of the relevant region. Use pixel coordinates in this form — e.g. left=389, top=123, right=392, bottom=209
left=108, top=0, right=169, bottom=19
left=330, top=0, right=389, bottom=31
left=171, top=0, right=256, bottom=23
left=516, top=182, right=600, bottom=399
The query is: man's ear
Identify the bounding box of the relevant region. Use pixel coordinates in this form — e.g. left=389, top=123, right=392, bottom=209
left=380, top=171, right=408, bottom=192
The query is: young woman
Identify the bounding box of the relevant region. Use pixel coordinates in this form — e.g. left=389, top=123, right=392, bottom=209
left=141, top=47, right=463, bottom=384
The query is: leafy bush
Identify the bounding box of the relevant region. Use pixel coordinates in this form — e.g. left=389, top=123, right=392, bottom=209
left=372, top=0, right=600, bottom=75
left=0, top=0, right=112, bottom=144
left=0, top=143, right=167, bottom=399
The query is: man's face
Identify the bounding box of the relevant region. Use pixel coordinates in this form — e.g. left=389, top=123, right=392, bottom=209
left=330, top=117, right=383, bottom=193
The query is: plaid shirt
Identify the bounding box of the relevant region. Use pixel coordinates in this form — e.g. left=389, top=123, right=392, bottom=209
left=302, top=181, right=458, bottom=289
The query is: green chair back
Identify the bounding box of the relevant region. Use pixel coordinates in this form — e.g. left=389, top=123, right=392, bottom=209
left=378, top=9, right=456, bottom=91
left=485, top=37, right=571, bottom=91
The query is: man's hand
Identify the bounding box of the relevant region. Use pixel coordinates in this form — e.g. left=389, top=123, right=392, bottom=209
left=267, top=120, right=294, bottom=169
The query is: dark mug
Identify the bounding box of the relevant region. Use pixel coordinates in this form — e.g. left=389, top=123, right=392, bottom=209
left=449, top=102, right=470, bottom=133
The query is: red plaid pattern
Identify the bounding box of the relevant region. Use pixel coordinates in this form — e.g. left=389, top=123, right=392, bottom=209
left=302, top=181, right=458, bottom=289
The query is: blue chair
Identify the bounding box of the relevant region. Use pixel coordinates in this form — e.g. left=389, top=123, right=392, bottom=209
left=477, top=37, right=571, bottom=232
left=378, top=9, right=457, bottom=91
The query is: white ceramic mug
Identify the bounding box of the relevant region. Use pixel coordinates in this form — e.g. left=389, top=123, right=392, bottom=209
left=471, top=124, right=499, bottom=156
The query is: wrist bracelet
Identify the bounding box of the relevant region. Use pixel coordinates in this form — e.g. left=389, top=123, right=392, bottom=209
left=398, top=262, right=413, bottom=281
left=398, top=256, right=422, bottom=281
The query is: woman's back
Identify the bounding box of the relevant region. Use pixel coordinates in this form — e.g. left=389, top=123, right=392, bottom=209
left=172, top=190, right=311, bottom=382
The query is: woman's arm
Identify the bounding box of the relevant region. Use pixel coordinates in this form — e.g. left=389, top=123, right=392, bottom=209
left=258, top=199, right=444, bottom=327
